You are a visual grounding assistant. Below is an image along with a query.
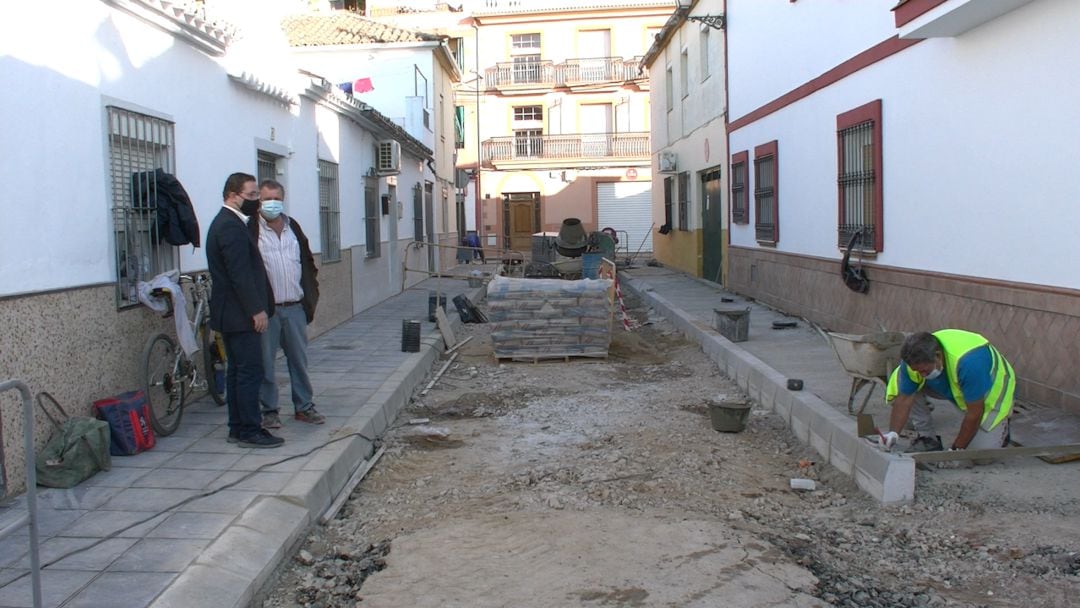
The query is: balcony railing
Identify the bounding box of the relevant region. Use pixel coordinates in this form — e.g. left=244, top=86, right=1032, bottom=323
left=485, top=56, right=647, bottom=90
left=482, top=132, right=650, bottom=165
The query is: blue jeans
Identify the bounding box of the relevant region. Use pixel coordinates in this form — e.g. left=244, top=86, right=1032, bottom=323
left=222, top=330, right=263, bottom=438
left=259, top=303, right=314, bottom=414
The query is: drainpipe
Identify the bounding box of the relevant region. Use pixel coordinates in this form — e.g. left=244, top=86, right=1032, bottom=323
left=473, top=19, right=483, bottom=243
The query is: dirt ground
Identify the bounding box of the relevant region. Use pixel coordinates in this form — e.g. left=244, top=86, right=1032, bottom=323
left=262, top=293, right=1080, bottom=608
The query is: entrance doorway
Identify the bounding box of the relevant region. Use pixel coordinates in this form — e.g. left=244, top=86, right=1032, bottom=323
left=701, top=168, right=723, bottom=283
left=502, top=192, right=540, bottom=252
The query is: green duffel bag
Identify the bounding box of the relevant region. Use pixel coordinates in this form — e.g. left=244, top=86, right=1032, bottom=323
left=35, top=393, right=112, bottom=489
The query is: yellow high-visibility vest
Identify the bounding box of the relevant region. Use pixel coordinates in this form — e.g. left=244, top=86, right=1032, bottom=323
left=886, top=329, right=1014, bottom=431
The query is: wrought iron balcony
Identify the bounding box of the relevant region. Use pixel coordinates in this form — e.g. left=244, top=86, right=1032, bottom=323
left=484, top=56, right=647, bottom=90
left=481, top=132, right=650, bottom=167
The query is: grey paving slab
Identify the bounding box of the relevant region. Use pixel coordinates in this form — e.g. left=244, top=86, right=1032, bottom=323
left=0, top=569, right=97, bottom=608
left=63, top=572, right=177, bottom=608
left=39, top=538, right=137, bottom=571
left=128, top=468, right=226, bottom=490
left=98, top=488, right=201, bottom=513
left=76, top=467, right=152, bottom=488
left=109, top=538, right=208, bottom=572
left=57, top=511, right=169, bottom=539
left=164, top=452, right=244, bottom=471
left=36, top=486, right=123, bottom=511
left=146, top=512, right=236, bottom=540
left=107, top=450, right=176, bottom=469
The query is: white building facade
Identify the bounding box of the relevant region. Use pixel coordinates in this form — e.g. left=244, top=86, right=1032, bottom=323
left=726, top=0, right=1080, bottom=413
left=644, top=0, right=728, bottom=281
left=0, top=0, right=434, bottom=490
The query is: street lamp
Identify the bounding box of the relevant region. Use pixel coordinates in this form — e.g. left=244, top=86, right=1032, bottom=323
left=676, top=0, right=726, bottom=30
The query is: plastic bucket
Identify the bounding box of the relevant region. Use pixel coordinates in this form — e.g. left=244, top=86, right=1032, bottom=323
left=401, top=320, right=421, bottom=352
left=708, top=401, right=751, bottom=433
left=714, top=307, right=750, bottom=342
left=582, top=253, right=602, bottom=279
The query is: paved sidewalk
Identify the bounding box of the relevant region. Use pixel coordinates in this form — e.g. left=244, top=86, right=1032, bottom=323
left=0, top=277, right=477, bottom=608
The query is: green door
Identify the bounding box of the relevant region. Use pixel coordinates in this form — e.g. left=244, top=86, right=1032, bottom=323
left=702, top=169, right=723, bottom=283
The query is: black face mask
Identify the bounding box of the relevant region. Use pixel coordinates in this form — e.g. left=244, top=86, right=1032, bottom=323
left=240, top=197, right=260, bottom=216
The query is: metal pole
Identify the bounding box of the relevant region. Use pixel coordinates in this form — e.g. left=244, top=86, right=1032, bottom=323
left=0, top=379, right=42, bottom=608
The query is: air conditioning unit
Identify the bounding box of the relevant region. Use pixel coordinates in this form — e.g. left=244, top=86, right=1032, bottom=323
left=376, top=140, right=401, bottom=175
left=658, top=150, right=678, bottom=173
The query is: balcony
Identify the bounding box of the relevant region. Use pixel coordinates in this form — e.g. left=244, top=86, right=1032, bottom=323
left=481, top=132, right=650, bottom=169
left=484, top=56, right=647, bottom=91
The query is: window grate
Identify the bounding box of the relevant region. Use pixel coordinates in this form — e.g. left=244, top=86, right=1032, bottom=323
left=364, top=177, right=380, bottom=258
left=754, top=154, right=777, bottom=242
left=838, top=121, right=876, bottom=248
left=318, top=160, right=341, bottom=262
left=107, top=106, right=176, bottom=308
left=413, top=184, right=424, bottom=243
left=257, top=151, right=278, bottom=184
left=731, top=161, right=747, bottom=224
left=677, top=171, right=690, bottom=231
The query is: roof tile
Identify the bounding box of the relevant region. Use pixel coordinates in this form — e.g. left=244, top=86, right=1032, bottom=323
left=282, top=12, right=441, bottom=47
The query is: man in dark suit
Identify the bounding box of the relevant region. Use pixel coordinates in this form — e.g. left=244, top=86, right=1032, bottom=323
left=206, top=172, right=283, bottom=448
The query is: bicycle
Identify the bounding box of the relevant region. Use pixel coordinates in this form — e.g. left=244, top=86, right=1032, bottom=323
left=141, top=272, right=227, bottom=436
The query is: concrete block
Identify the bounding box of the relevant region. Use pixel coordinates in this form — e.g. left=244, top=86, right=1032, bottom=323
left=150, top=563, right=251, bottom=608
left=771, top=385, right=794, bottom=424
left=829, top=429, right=862, bottom=476
left=788, top=399, right=813, bottom=444
left=280, top=470, right=332, bottom=516
left=853, top=441, right=914, bottom=504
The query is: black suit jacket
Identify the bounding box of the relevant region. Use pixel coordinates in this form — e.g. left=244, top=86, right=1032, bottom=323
left=206, top=207, right=274, bottom=332
left=249, top=215, right=320, bottom=323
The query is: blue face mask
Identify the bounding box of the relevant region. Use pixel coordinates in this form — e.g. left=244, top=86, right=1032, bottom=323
left=260, top=200, right=284, bottom=220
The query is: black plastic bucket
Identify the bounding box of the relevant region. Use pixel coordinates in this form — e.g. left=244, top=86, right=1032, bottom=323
left=428, top=291, right=447, bottom=322
left=401, top=320, right=421, bottom=352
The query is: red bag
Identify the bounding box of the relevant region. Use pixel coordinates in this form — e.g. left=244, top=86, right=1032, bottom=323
left=92, top=390, right=156, bottom=456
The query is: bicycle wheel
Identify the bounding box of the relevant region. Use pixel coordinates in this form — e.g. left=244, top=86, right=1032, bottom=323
left=202, top=325, right=227, bottom=406
left=142, top=333, right=187, bottom=436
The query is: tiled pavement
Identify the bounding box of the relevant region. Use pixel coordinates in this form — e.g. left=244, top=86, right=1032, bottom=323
left=0, top=277, right=478, bottom=608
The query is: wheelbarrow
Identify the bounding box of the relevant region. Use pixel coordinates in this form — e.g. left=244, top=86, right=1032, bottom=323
left=825, top=331, right=906, bottom=415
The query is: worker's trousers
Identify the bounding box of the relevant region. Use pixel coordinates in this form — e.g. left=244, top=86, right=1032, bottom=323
left=910, top=392, right=1011, bottom=449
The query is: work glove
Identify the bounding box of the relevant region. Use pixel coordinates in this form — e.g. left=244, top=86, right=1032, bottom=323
left=879, top=431, right=899, bottom=450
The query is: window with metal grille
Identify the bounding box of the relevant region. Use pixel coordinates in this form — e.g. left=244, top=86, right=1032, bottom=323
left=754, top=141, right=779, bottom=243
left=837, top=100, right=883, bottom=252
left=364, top=176, right=380, bottom=258
left=513, top=106, right=543, bottom=122
left=257, top=151, right=278, bottom=184
left=413, top=184, right=424, bottom=243
left=677, top=171, right=690, bottom=230
left=730, top=151, right=748, bottom=224
left=514, top=129, right=543, bottom=158
left=318, top=160, right=341, bottom=262
left=107, top=105, right=177, bottom=308
left=663, top=176, right=673, bottom=229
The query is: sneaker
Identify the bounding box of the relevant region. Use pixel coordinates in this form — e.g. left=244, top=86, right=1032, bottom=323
left=908, top=435, right=944, bottom=452
left=237, top=429, right=285, bottom=449
left=295, top=407, right=326, bottom=425
left=262, top=411, right=282, bottom=430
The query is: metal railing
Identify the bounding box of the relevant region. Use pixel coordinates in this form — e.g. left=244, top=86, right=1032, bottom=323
left=485, top=56, right=647, bottom=89
left=482, top=132, right=650, bottom=164
left=0, top=379, right=43, bottom=608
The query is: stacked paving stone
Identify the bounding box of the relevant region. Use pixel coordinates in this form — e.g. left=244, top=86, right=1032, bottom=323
left=487, top=276, right=614, bottom=360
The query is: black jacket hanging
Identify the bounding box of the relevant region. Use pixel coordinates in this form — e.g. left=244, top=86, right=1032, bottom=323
left=130, top=169, right=201, bottom=247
